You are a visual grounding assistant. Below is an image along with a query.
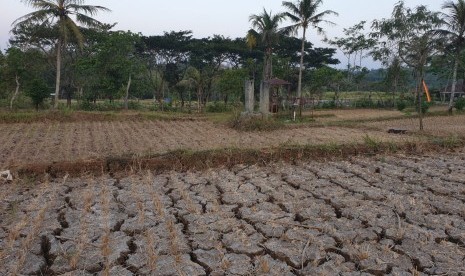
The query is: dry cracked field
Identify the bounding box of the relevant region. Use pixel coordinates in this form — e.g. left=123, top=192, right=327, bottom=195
left=1, top=153, right=465, bottom=275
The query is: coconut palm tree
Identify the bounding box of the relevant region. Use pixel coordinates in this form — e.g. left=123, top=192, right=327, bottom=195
left=282, top=0, right=338, bottom=112
left=436, top=0, right=465, bottom=113
left=248, top=9, right=286, bottom=80
left=13, top=0, right=110, bottom=108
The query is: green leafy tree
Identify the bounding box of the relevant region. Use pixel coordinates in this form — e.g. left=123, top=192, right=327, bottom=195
left=435, top=0, right=465, bottom=112
left=308, top=66, right=344, bottom=102
left=2, top=48, right=49, bottom=109
left=282, top=0, right=338, bottom=112
left=178, top=67, right=209, bottom=112
left=3, top=48, right=26, bottom=109
left=142, top=31, right=192, bottom=108
left=215, top=68, right=248, bottom=104
left=25, top=78, right=50, bottom=110
left=329, top=21, right=375, bottom=83
left=248, top=9, right=286, bottom=80
left=96, top=31, right=146, bottom=109
left=13, top=0, right=109, bottom=108
left=373, top=1, right=442, bottom=130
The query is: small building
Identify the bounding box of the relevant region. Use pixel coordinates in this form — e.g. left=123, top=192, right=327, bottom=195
left=440, top=80, right=465, bottom=102
left=264, top=78, right=292, bottom=113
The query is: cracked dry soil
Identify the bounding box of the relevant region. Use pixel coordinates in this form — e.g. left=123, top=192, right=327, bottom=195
left=1, top=153, right=465, bottom=275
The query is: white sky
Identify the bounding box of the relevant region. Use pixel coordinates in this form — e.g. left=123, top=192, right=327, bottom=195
left=0, top=0, right=444, bottom=68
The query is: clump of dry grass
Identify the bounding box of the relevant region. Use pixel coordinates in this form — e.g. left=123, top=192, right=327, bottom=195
left=145, top=228, right=158, bottom=271
left=10, top=175, right=61, bottom=274
left=229, top=115, right=285, bottom=132
left=70, top=178, right=94, bottom=269
left=256, top=256, right=271, bottom=273
left=166, top=219, right=181, bottom=263
left=100, top=178, right=111, bottom=276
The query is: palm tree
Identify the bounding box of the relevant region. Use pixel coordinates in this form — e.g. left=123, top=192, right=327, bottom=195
left=436, top=0, right=465, bottom=113
left=13, top=0, right=110, bottom=108
left=282, top=0, right=338, bottom=113
left=248, top=9, right=286, bottom=80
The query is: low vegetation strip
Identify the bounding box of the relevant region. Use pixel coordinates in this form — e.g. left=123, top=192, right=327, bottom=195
left=9, top=138, right=465, bottom=178
left=0, top=111, right=202, bottom=124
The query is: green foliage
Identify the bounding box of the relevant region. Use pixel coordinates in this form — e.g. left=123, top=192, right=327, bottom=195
left=79, top=100, right=122, bottom=111
left=421, top=101, right=431, bottom=114
left=206, top=102, right=232, bottom=113
left=215, top=69, right=248, bottom=103
left=320, top=101, right=336, bottom=109
left=353, top=98, right=375, bottom=108
left=454, top=97, right=465, bottom=111
left=363, top=135, right=381, bottom=152
left=25, top=78, right=50, bottom=110
left=396, top=100, right=407, bottom=111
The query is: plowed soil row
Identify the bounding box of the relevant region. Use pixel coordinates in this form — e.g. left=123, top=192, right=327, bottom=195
left=1, top=153, right=464, bottom=275
left=0, top=120, right=415, bottom=169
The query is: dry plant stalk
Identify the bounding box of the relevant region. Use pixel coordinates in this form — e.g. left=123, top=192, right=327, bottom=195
left=10, top=175, right=62, bottom=274
left=145, top=172, right=165, bottom=219
left=100, top=177, right=111, bottom=276
left=130, top=175, right=146, bottom=227
left=70, top=179, right=94, bottom=269
left=145, top=229, right=158, bottom=271
left=171, top=174, right=199, bottom=214
left=257, top=256, right=271, bottom=273
left=166, top=219, right=181, bottom=263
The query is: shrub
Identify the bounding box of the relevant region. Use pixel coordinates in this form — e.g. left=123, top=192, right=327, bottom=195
left=454, top=97, right=465, bottom=111
left=127, top=100, right=142, bottom=110
left=353, top=98, right=374, bottom=108
left=320, top=101, right=336, bottom=109
left=206, top=102, right=232, bottom=113
left=420, top=101, right=431, bottom=114
left=396, top=100, right=407, bottom=111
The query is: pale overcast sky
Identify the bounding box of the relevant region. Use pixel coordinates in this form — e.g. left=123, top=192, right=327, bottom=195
left=1, top=0, right=444, bottom=67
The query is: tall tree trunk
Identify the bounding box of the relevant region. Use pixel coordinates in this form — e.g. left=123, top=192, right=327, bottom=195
left=10, top=75, right=20, bottom=110
left=448, top=58, right=459, bottom=114
left=197, top=87, right=202, bottom=113
left=297, top=27, right=307, bottom=117
left=157, top=77, right=165, bottom=112
left=346, top=54, right=351, bottom=80
left=264, top=49, right=272, bottom=80
left=124, top=75, right=132, bottom=110
left=66, top=91, right=71, bottom=107
left=54, top=39, right=62, bottom=109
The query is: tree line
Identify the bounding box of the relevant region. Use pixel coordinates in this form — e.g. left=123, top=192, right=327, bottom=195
left=0, top=0, right=464, bottom=114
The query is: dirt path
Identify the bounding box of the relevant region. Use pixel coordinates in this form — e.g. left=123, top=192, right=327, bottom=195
left=0, top=120, right=415, bottom=169
left=1, top=153, right=464, bottom=275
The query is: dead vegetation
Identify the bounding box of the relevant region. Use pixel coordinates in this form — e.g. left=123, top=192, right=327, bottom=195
left=1, top=108, right=465, bottom=274
left=1, top=153, right=465, bottom=275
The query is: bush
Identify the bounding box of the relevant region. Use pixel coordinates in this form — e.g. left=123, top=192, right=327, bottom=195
left=455, top=97, right=465, bottom=111
left=353, top=98, right=374, bottom=108
left=127, top=100, right=142, bottom=110
left=421, top=101, right=431, bottom=114
left=206, top=102, right=232, bottom=113
left=78, top=100, right=123, bottom=111
left=396, top=100, right=407, bottom=111
left=320, top=101, right=336, bottom=109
